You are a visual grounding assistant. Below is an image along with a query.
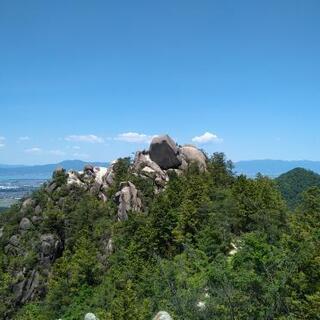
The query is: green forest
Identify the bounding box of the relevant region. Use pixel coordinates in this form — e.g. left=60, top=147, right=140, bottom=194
left=0, top=154, right=319, bottom=320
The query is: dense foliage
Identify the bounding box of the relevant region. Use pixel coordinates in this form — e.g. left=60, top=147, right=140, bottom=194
left=0, top=154, right=320, bottom=319
left=276, top=167, right=320, bottom=208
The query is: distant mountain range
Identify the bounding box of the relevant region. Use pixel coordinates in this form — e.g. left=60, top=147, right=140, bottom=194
left=1, top=159, right=320, bottom=180
left=234, top=160, right=320, bottom=177
left=0, top=160, right=107, bottom=180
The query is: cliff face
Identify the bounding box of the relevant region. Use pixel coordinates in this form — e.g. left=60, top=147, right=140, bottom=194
left=0, top=135, right=207, bottom=318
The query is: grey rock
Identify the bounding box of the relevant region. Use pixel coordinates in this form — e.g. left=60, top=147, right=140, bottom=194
left=34, top=204, right=42, bottom=215
left=153, top=311, right=173, bottom=320
left=13, top=278, right=26, bottom=302
left=90, top=182, right=102, bottom=196
left=19, top=217, right=32, bottom=231
left=106, top=238, right=114, bottom=255
left=13, top=269, right=40, bottom=304
left=84, top=313, right=98, bottom=320
left=31, top=215, right=43, bottom=225
left=21, top=198, right=35, bottom=212
left=20, top=270, right=40, bottom=303
left=5, top=234, right=21, bottom=255
left=54, top=167, right=65, bottom=175
left=46, top=181, right=58, bottom=193
left=179, top=145, right=207, bottom=171
left=115, top=182, right=142, bottom=221
left=133, top=151, right=169, bottom=187
left=40, top=234, right=62, bottom=267
left=98, top=192, right=107, bottom=202
left=102, top=165, right=115, bottom=186
left=0, top=227, right=3, bottom=239
left=67, top=170, right=85, bottom=187
left=84, top=164, right=94, bottom=172
left=9, top=234, right=20, bottom=247
left=149, top=135, right=181, bottom=170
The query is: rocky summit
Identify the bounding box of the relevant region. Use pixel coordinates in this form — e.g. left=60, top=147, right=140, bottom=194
left=0, top=135, right=206, bottom=319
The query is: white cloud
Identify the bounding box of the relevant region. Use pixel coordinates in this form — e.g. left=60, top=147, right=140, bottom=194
left=65, top=134, right=104, bottom=143
left=49, top=150, right=66, bottom=156
left=25, top=147, right=42, bottom=154
left=115, top=132, right=155, bottom=143
left=72, top=146, right=80, bottom=150
left=18, top=136, right=30, bottom=141
left=192, top=132, right=223, bottom=144
left=0, top=143, right=5, bottom=148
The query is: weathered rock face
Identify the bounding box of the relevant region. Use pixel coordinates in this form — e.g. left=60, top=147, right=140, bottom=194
left=39, top=233, right=63, bottom=268
left=115, top=182, right=142, bottom=221
left=21, top=198, right=35, bottom=213
left=133, top=151, right=169, bottom=188
left=67, top=170, right=85, bottom=187
left=149, top=135, right=182, bottom=170
left=19, top=217, right=33, bottom=232
left=12, top=267, right=42, bottom=305
left=5, top=234, right=22, bottom=255
left=153, top=311, right=173, bottom=320
left=180, top=145, right=207, bottom=171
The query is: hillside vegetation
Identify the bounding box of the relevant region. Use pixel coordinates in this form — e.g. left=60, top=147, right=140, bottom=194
left=276, top=167, right=320, bottom=208
left=0, top=136, right=319, bottom=320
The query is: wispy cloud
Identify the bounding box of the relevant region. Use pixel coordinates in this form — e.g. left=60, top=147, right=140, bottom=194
left=65, top=134, right=104, bottom=143
left=192, top=132, right=223, bottom=144
left=25, top=147, right=42, bottom=154
left=115, top=132, right=156, bottom=143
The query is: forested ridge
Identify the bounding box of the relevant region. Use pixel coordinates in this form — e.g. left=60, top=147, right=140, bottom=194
left=0, top=144, right=319, bottom=319
left=276, top=167, right=320, bottom=209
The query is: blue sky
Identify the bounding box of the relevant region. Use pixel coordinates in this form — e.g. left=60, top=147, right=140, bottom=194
left=1, top=0, right=320, bottom=164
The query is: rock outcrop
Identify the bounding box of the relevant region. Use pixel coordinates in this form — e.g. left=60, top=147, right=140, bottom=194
left=115, top=182, right=142, bottom=221
left=153, top=311, right=173, bottom=320
left=40, top=233, right=63, bottom=268
left=180, top=145, right=207, bottom=171
left=0, top=134, right=208, bottom=313
left=19, top=217, right=33, bottom=232
left=84, top=313, right=98, bottom=320
left=149, top=135, right=181, bottom=170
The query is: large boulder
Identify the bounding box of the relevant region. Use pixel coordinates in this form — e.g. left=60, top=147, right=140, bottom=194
left=5, top=234, right=22, bottom=255
left=84, top=313, right=98, bottom=320
left=115, top=182, right=142, bottom=221
left=133, top=151, right=169, bottom=187
left=39, top=234, right=63, bottom=268
left=67, top=170, right=85, bottom=187
left=153, top=311, right=173, bottom=320
left=19, top=217, right=32, bottom=231
left=179, top=145, right=207, bottom=171
left=149, top=135, right=181, bottom=170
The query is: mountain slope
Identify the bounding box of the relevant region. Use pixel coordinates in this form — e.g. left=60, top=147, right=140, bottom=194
left=235, top=160, right=320, bottom=177
left=0, top=136, right=319, bottom=320
left=275, top=167, right=320, bottom=208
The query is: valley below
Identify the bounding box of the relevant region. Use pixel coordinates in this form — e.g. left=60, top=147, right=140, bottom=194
left=0, top=179, right=46, bottom=209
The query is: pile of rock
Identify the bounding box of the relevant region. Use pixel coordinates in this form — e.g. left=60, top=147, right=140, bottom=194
left=64, top=134, right=207, bottom=220
left=133, top=135, right=207, bottom=189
